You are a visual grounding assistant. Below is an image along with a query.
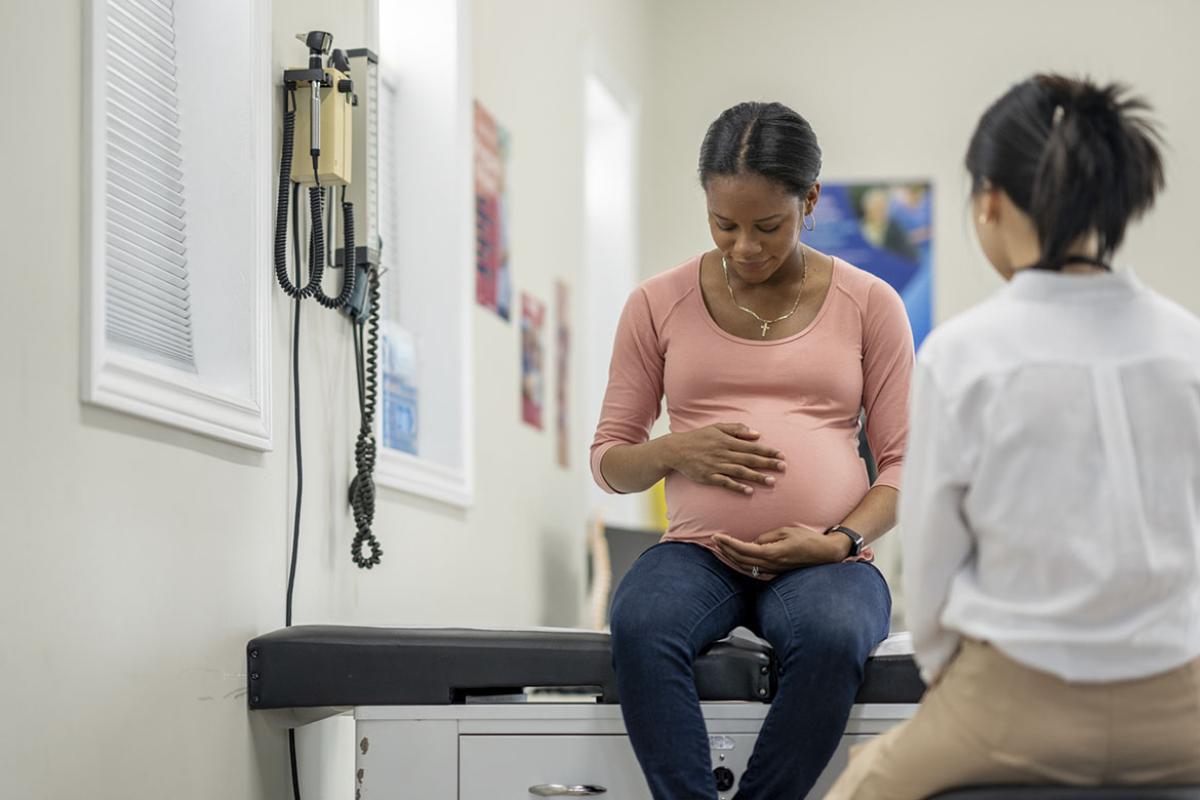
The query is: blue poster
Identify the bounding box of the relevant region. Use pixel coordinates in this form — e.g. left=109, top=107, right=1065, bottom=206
left=807, top=182, right=932, bottom=347
left=381, top=323, right=419, bottom=456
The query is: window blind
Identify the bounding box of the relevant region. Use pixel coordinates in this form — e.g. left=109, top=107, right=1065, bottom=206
left=103, top=0, right=195, bottom=369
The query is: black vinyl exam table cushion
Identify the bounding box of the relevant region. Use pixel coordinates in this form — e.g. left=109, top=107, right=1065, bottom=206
left=247, top=626, right=925, bottom=710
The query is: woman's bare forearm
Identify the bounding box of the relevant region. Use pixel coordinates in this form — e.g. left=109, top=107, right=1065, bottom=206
left=838, top=484, right=899, bottom=545
left=598, top=437, right=677, bottom=494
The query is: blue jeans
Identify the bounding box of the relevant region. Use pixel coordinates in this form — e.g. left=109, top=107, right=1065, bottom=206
left=610, top=541, right=891, bottom=800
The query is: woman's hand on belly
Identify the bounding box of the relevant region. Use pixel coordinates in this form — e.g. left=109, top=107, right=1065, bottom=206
left=662, top=423, right=787, bottom=495
left=712, top=526, right=850, bottom=574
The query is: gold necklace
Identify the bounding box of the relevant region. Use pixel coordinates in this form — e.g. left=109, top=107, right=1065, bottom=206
left=722, top=248, right=808, bottom=338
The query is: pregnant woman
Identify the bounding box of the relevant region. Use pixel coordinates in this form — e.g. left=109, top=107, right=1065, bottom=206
left=591, top=101, right=914, bottom=799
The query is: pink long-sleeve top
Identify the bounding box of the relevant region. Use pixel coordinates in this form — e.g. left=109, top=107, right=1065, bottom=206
left=590, top=254, right=913, bottom=577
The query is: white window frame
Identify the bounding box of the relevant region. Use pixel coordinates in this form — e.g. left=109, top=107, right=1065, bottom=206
left=369, top=0, right=475, bottom=508
left=81, top=0, right=273, bottom=451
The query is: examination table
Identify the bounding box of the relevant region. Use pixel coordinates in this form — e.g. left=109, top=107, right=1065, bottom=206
left=247, top=626, right=1200, bottom=798
left=248, top=625, right=922, bottom=798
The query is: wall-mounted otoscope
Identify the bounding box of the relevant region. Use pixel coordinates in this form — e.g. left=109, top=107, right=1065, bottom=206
left=301, top=31, right=331, bottom=168
left=274, top=30, right=383, bottom=571
left=275, top=29, right=356, bottom=306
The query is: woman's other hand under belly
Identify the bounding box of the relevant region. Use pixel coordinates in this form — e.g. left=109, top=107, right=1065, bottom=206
left=712, top=526, right=849, bottom=574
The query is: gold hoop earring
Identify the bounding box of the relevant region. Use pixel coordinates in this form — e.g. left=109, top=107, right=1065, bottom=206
left=803, top=213, right=816, bottom=232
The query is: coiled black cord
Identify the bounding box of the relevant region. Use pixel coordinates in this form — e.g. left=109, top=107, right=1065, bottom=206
left=274, top=88, right=325, bottom=300
left=273, top=89, right=296, bottom=294
left=363, top=271, right=380, bottom=431
left=304, top=185, right=326, bottom=298
left=349, top=265, right=382, bottom=568
left=312, top=190, right=355, bottom=310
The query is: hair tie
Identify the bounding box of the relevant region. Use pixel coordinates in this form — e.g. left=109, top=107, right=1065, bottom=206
left=1052, top=105, right=1065, bottom=126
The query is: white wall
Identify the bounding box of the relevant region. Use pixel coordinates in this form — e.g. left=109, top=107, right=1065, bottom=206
left=640, top=0, right=1200, bottom=319
left=0, top=1, right=648, bottom=798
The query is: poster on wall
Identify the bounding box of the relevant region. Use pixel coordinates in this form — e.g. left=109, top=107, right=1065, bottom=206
left=807, top=182, right=932, bottom=347
left=521, top=293, right=546, bottom=430
left=474, top=101, right=513, bottom=321
left=555, top=281, right=571, bottom=468
left=381, top=322, right=419, bottom=456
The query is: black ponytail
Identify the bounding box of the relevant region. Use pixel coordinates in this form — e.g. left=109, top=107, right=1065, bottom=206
left=699, top=102, right=822, bottom=199
left=965, top=74, right=1165, bottom=270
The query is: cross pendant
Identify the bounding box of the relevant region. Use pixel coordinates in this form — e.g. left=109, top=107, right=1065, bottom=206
left=760, top=321, right=771, bottom=338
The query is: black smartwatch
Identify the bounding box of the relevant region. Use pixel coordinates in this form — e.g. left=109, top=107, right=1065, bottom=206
left=825, top=525, right=864, bottom=557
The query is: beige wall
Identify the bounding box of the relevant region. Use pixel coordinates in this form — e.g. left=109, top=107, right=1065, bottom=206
left=0, top=0, right=648, bottom=797
left=640, top=0, right=1200, bottom=320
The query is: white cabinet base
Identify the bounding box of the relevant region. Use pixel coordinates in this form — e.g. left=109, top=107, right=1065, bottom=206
left=355, top=703, right=916, bottom=799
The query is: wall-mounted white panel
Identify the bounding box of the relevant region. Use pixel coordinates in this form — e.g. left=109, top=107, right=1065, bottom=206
left=83, top=0, right=273, bottom=450
left=372, top=0, right=474, bottom=506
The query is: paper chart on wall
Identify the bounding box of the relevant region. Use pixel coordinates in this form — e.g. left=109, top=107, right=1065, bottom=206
left=555, top=280, right=570, bottom=467
left=381, top=322, right=419, bottom=456
left=521, top=293, right=546, bottom=430
left=474, top=101, right=513, bottom=322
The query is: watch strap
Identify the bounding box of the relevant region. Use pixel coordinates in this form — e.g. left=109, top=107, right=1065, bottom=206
left=826, top=525, right=864, bottom=557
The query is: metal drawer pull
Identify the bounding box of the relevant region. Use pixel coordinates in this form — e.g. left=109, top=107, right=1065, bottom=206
left=528, top=785, right=608, bottom=796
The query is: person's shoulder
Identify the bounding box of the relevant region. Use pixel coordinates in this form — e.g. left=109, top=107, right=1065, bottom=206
left=1138, top=279, right=1200, bottom=336
left=831, top=256, right=904, bottom=310
left=833, top=256, right=890, bottom=290
left=916, top=293, right=1014, bottom=387
left=640, top=255, right=701, bottom=294
left=634, top=254, right=703, bottom=312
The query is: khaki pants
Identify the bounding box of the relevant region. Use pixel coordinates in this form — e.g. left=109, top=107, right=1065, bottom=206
left=826, top=639, right=1200, bottom=800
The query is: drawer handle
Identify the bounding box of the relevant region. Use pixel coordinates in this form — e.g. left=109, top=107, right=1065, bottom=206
left=528, top=785, right=608, bottom=796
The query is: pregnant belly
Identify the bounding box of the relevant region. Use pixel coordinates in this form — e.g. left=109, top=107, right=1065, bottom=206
left=664, top=424, right=870, bottom=542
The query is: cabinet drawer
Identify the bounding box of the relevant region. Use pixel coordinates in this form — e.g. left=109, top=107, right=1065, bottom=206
left=460, top=735, right=651, bottom=799
left=458, top=733, right=874, bottom=799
